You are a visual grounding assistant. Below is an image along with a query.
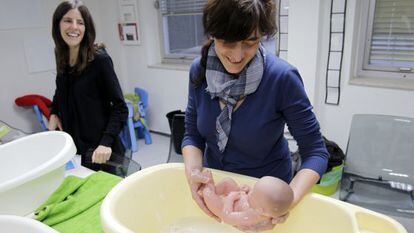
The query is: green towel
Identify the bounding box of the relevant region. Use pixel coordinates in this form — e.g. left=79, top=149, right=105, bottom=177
left=0, top=125, right=10, bottom=139
left=34, top=171, right=122, bottom=233
left=124, top=93, right=140, bottom=120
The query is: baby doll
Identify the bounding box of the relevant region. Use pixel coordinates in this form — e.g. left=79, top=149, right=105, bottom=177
left=199, top=170, right=293, bottom=230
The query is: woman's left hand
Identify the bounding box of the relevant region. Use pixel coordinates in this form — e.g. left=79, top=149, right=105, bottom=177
left=236, top=219, right=275, bottom=232
left=272, top=212, right=289, bottom=224
left=235, top=210, right=289, bottom=232
left=92, top=145, right=112, bottom=164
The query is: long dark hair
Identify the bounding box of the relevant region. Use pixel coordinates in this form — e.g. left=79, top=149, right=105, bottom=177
left=194, top=0, right=277, bottom=86
left=52, top=0, right=102, bottom=75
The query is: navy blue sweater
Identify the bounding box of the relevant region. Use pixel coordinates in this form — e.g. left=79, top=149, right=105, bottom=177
left=182, top=54, right=328, bottom=182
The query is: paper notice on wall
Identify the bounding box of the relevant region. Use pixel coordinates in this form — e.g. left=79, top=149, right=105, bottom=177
left=327, top=70, right=340, bottom=87
left=326, top=87, right=340, bottom=105
left=23, top=36, right=55, bottom=73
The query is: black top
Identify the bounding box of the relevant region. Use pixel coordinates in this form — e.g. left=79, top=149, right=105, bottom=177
left=51, top=49, right=128, bottom=155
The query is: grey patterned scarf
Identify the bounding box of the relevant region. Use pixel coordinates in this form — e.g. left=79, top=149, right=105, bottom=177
left=205, top=43, right=266, bottom=153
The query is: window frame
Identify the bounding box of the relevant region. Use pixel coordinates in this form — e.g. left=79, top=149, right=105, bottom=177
left=352, top=0, right=414, bottom=89
left=156, top=1, right=205, bottom=65
left=156, top=0, right=281, bottom=65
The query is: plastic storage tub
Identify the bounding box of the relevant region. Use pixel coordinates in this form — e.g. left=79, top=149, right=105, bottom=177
left=0, top=131, right=76, bottom=215
left=0, top=215, right=58, bottom=233
left=311, top=164, right=344, bottom=196
left=101, top=163, right=407, bottom=233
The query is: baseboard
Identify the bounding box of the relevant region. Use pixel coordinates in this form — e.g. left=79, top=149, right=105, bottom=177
left=149, top=130, right=170, bottom=137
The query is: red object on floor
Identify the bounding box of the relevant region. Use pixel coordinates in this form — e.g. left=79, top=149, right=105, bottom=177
left=15, top=94, right=52, bottom=119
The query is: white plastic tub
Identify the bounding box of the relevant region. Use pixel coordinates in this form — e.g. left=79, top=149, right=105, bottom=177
left=0, top=131, right=76, bottom=215
left=0, top=215, right=58, bottom=233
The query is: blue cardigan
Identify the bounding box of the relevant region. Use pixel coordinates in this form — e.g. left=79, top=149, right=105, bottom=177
left=182, top=54, right=328, bottom=182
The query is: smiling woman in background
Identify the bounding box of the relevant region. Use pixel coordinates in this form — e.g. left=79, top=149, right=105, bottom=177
left=48, top=0, right=128, bottom=169
left=182, top=0, right=329, bottom=231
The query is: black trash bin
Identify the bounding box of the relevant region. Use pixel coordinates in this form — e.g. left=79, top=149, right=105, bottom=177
left=166, top=110, right=185, bottom=155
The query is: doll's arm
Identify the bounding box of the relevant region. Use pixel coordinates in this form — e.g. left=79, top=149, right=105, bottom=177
left=240, top=184, right=251, bottom=193
left=215, top=178, right=241, bottom=195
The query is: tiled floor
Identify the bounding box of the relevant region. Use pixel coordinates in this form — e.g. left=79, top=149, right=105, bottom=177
left=131, top=132, right=183, bottom=168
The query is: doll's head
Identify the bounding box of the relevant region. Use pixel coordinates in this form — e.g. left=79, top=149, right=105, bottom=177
left=248, top=176, right=294, bottom=218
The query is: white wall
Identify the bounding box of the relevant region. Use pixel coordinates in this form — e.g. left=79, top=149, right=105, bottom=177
left=314, top=0, right=414, bottom=149
left=284, top=0, right=414, bottom=149
left=288, top=0, right=322, bottom=104
left=85, top=0, right=129, bottom=91
left=1, top=0, right=413, bottom=148
left=94, top=0, right=189, bottom=134
left=0, top=0, right=60, bottom=133
left=0, top=0, right=128, bottom=133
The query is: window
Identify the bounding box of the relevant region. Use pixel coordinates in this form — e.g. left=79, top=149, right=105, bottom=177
left=353, top=0, right=414, bottom=88
left=366, top=0, right=414, bottom=72
left=158, top=0, right=205, bottom=63
left=157, top=0, right=278, bottom=64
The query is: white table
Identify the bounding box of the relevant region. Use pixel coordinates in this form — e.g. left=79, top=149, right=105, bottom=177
left=65, top=154, right=95, bottom=178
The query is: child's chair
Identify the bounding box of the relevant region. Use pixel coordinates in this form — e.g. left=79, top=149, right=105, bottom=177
left=121, top=87, right=152, bottom=152
left=32, top=105, right=48, bottom=131
left=15, top=94, right=52, bottom=131
left=15, top=94, right=77, bottom=170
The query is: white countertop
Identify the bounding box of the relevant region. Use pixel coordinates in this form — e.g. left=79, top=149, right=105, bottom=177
left=65, top=155, right=95, bottom=178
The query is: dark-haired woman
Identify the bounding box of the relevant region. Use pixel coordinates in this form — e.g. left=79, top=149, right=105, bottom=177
left=48, top=0, right=128, bottom=168
left=182, top=0, right=329, bottom=230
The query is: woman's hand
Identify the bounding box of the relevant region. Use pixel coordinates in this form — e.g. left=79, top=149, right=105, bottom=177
left=48, top=114, right=62, bottom=131
left=182, top=145, right=218, bottom=219
left=272, top=212, right=289, bottom=224
left=235, top=192, right=290, bottom=232
left=92, top=145, right=112, bottom=164
left=182, top=146, right=220, bottom=220
left=185, top=168, right=217, bottom=219
left=236, top=219, right=275, bottom=232
left=234, top=210, right=288, bottom=232
left=240, top=184, right=251, bottom=193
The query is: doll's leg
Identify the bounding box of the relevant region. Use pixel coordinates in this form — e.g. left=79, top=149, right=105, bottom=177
left=222, top=191, right=241, bottom=214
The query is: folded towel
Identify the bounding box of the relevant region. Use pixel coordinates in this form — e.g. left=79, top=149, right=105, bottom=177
left=124, top=93, right=148, bottom=129
left=35, top=171, right=122, bottom=233
left=0, top=124, right=10, bottom=139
